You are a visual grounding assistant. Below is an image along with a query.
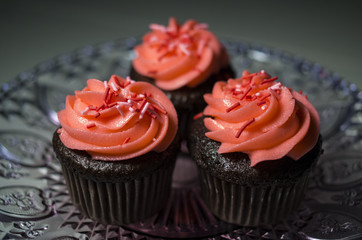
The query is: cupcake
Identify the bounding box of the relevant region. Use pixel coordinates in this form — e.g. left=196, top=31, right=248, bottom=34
left=53, top=75, right=179, bottom=225
left=188, top=70, right=322, bottom=226
left=130, top=17, right=234, bottom=116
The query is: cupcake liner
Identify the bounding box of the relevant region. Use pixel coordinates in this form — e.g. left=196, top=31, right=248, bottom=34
left=60, top=160, right=175, bottom=225
left=198, top=168, right=310, bottom=226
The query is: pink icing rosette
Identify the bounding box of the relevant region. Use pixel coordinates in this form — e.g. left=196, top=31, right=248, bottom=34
left=203, top=70, right=320, bottom=166
left=132, top=17, right=229, bottom=90
left=57, top=75, right=178, bottom=161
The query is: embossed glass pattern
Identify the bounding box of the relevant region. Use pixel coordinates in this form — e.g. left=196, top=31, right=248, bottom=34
left=1, top=38, right=362, bottom=239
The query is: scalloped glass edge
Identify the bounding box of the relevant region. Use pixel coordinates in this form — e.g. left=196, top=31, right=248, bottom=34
left=1, top=37, right=362, bottom=240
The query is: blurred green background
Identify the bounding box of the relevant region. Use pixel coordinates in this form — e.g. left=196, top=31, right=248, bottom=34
left=1, top=1, right=361, bottom=89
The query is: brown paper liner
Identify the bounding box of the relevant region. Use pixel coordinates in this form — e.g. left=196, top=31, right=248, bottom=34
left=60, top=160, right=175, bottom=225
left=198, top=168, right=310, bottom=226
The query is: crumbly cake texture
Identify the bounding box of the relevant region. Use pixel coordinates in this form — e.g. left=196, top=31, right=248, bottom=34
left=188, top=117, right=322, bottom=185
left=53, top=129, right=180, bottom=224
left=188, top=117, right=322, bottom=225
left=53, top=130, right=180, bottom=182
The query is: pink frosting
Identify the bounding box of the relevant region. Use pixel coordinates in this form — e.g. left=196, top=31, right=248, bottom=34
left=203, top=70, right=320, bottom=167
left=57, top=75, right=178, bottom=161
left=132, top=17, right=229, bottom=90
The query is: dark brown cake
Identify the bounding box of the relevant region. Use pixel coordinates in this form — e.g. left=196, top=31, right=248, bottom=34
left=130, top=18, right=235, bottom=133
left=130, top=66, right=234, bottom=139
left=130, top=65, right=234, bottom=114
left=188, top=117, right=322, bottom=226
left=53, top=129, right=180, bottom=225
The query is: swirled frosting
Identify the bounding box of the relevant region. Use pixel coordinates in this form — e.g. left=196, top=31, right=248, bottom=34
left=203, top=70, right=320, bottom=167
left=57, top=75, right=178, bottom=161
left=132, top=17, right=229, bottom=90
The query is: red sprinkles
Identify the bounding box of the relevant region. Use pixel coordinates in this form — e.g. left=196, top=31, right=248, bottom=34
left=226, top=102, right=241, bottom=113
left=148, top=70, right=158, bottom=74
left=193, top=112, right=203, bottom=120
left=261, top=76, right=278, bottom=85
left=242, top=73, right=257, bottom=79
left=122, top=137, right=131, bottom=145
left=94, top=112, right=101, bottom=118
left=257, top=100, right=266, bottom=106
left=151, top=103, right=167, bottom=115
left=235, top=118, right=255, bottom=138
left=104, top=87, right=110, bottom=102
left=147, top=19, right=207, bottom=62
left=80, top=76, right=168, bottom=129
left=240, top=86, right=252, bottom=101
left=260, top=93, right=271, bottom=101
left=86, top=122, right=96, bottom=129
left=270, top=88, right=280, bottom=99
left=207, top=71, right=282, bottom=138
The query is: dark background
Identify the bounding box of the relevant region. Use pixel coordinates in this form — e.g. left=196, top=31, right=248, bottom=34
left=1, top=1, right=361, bottom=88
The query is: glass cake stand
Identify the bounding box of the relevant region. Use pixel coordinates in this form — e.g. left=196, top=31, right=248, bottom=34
left=0, top=38, right=362, bottom=240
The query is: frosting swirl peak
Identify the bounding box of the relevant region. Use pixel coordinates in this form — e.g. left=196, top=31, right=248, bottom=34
left=132, top=17, right=229, bottom=90
left=57, top=75, right=178, bottom=161
left=203, top=70, right=320, bottom=166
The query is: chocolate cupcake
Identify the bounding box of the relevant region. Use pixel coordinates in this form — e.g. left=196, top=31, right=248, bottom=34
left=188, top=70, right=322, bottom=226
left=130, top=17, right=234, bottom=116
left=53, top=75, right=180, bottom=225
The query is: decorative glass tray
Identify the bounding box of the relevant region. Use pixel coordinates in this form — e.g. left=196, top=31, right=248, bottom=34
left=1, top=38, right=362, bottom=240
